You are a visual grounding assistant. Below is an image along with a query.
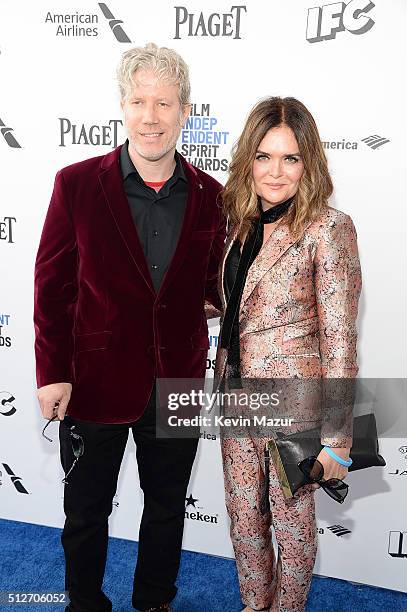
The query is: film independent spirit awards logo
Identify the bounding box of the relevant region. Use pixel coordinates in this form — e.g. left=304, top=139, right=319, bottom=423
left=306, top=0, right=375, bottom=43
left=44, top=3, right=131, bottom=41
left=0, top=314, right=12, bottom=348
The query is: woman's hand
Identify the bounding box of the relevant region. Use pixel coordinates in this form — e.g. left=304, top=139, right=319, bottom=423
left=311, top=447, right=351, bottom=489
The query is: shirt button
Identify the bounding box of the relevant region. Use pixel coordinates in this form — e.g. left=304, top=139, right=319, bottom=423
left=153, top=230, right=159, bottom=237
left=151, top=264, right=158, bottom=270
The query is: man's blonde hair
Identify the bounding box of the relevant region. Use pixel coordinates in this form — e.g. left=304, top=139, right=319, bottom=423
left=117, top=42, right=191, bottom=106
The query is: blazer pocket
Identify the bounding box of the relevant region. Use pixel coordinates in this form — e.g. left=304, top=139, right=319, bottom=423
left=191, top=332, right=210, bottom=350
left=74, top=331, right=112, bottom=353
left=191, top=230, right=216, bottom=240
left=282, top=317, right=319, bottom=355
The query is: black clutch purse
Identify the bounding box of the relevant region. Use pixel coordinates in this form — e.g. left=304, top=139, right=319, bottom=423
left=266, top=413, right=386, bottom=502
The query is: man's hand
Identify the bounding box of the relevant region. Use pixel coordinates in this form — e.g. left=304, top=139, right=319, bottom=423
left=37, top=383, right=72, bottom=420
left=312, top=447, right=351, bottom=489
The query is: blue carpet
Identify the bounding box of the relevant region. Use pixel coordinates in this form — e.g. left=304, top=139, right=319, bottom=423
left=0, top=519, right=406, bottom=611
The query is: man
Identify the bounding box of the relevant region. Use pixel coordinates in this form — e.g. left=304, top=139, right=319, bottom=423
left=34, top=43, right=225, bottom=612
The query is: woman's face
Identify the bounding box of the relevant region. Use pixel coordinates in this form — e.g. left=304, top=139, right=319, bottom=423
left=252, top=125, right=304, bottom=210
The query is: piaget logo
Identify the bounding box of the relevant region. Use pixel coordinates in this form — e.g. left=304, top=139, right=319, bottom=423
left=0, top=217, right=16, bottom=243
left=58, top=118, right=123, bottom=147
left=174, top=5, right=247, bottom=39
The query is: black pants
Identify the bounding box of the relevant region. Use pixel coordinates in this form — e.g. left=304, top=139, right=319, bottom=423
left=59, top=387, right=198, bottom=611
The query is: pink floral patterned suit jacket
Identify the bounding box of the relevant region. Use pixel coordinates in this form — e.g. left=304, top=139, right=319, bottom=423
left=214, top=207, right=362, bottom=448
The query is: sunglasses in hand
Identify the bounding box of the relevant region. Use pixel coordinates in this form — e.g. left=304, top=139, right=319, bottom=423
left=297, top=456, right=349, bottom=503
left=42, top=414, right=84, bottom=485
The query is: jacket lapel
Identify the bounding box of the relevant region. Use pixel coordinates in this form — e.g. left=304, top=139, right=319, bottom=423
left=240, top=221, right=303, bottom=314
left=98, top=145, right=155, bottom=295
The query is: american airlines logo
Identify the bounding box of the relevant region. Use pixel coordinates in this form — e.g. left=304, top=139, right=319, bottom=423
left=44, top=4, right=131, bottom=41
left=98, top=3, right=131, bottom=42
left=0, top=118, right=21, bottom=148
left=306, top=1, right=375, bottom=43
left=0, top=463, right=29, bottom=494
left=388, top=531, right=407, bottom=558
left=327, top=524, right=352, bottom=537
left=361, top=135, right=390, bottom=150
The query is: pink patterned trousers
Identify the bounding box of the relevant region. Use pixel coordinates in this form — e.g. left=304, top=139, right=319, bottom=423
left=221, top=435, right=317, bottom=611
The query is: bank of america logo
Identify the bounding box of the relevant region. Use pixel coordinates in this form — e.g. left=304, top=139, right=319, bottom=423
left=388, top=531, right=407, bottom=558
left=98, top=3, right=131, bottom=42
left=327, top=524, right=351, bottom=537
left=0, top=118, right=21, bottom=148
left=361, top=135, right=390, bottom=150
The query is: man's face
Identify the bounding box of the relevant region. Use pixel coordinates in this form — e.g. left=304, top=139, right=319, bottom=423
left=121, top=69, right=190, bottom=163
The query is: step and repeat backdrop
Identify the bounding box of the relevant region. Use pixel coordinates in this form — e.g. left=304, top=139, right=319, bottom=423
left=1, top=0, right=407, bottom=594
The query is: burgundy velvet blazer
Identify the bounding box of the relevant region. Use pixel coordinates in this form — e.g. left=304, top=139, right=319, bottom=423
left=34, top=145, right=225, bottom=423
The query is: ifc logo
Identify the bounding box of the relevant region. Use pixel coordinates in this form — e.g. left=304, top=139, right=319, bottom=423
left=306, top=1, right=375, bottom=43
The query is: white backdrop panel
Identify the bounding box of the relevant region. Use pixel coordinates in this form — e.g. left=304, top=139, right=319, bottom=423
left=1, top=0, right=406, bottom=594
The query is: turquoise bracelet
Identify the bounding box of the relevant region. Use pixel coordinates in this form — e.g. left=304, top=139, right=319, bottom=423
left=323, top=446, right=353, bottom=467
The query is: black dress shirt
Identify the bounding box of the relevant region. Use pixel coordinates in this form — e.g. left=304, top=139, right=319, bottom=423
left=120, top=140, right=188, bottom=292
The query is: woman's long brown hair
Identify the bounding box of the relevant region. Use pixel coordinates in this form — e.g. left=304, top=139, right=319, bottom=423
left=222, top=97, right=333, bottom=241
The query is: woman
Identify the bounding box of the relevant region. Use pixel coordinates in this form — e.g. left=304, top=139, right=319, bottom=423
left=214, top=97, right=362, bottom=611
